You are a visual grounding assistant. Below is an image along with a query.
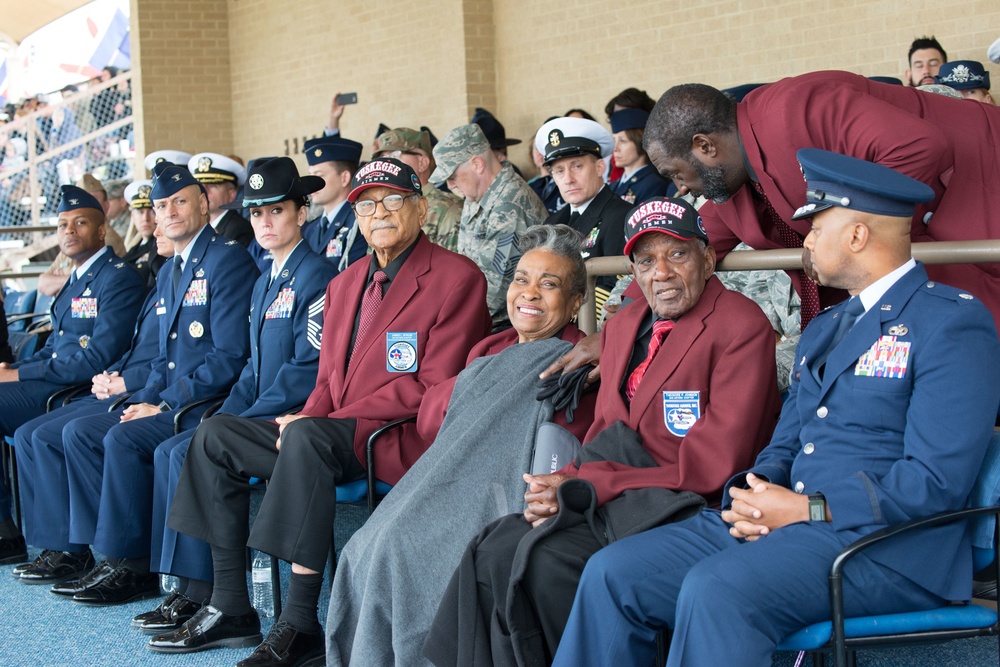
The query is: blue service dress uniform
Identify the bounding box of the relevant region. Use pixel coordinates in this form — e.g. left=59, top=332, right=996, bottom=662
left=247, top=204, right=367, bottom=274
left=0, top=249, right=144, bottom=522
left=14, top=289, right=161, bottom=552
left=150, top=241, right=336, bottom=582
left=554, top=263, right=1000, bottom=667
left=609, top=163, right=673, bottom=205
left=59, top=226, right=259, bottom=559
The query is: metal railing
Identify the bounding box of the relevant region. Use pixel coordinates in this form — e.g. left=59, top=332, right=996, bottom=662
left=0, top=71, right=134, bottom=280
left=578, top=240, right=1000, bottom=333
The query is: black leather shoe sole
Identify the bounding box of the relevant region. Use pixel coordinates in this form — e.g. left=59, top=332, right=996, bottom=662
left=147, top=632, right=263, bottom=654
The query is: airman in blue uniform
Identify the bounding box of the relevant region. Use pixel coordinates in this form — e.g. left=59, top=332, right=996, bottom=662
left=608, top=108, right=674, bottom=204
left=51, top=162, right=259, bottom=606
left=0, top=186, right=145, bottom=564
left=135, top=157, right=337, bottom=633
left=553, top=150, right=1000, bottom=667
left=13, top=227, right=174, bottom=583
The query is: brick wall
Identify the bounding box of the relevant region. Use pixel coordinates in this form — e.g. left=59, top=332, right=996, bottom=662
left=130, top=0, right=1000, bottom=178
left=130, top=0, right=235, bottom=173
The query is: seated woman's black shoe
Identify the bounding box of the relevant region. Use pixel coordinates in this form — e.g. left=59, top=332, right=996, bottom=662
left=236, top=620, right=325, bottom=667
left=147, top=605, right=261, bottom=654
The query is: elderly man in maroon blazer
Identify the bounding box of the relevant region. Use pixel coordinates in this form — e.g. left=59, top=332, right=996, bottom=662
left=425, top=197, right=782, bottom=666
left=160, top=158, right=490, bottom=666
left=645, top=70, right=1000, bottom=329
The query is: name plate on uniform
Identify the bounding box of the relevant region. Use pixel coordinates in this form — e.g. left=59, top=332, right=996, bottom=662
left=855, top=335, right=910, bottom=379
left=71, top=297, right=98, bottom=318
left=182, top=279, right=208, bottom=307
left=386, top=332, right=418, bottom=373
left=265, top=288, right=295, bottom=319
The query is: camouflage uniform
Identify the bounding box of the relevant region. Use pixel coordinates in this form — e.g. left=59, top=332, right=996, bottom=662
left=374, top=126, right=463, bottom=252
left=431, top=124, right=547, bottom=329
left=717, top=242, right=801, bottom=392
left=422, top=187, right=463, bottom=252
left=456, top=163, right=546, bottom=326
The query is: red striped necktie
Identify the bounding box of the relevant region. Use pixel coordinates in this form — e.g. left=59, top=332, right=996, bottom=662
left=350, top=270, right=388, bottom=366
left=625, top=319, right=674, bottom=402
left=749, top=181, right=821, bottom=326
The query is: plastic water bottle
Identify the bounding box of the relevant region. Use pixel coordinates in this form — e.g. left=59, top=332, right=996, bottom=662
left=251, top=551, right=274, bottom=618
left=160, top=574, right=179, bottom=594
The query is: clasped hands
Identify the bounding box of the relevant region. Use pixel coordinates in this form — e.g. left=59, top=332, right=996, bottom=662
left=722, top=473, right=812, bottom=541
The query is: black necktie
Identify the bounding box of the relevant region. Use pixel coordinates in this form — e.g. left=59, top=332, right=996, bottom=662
left=815, top=297, right=865, bottom=377
left=171, top=256, right=183, bottom=293
left=568, top=211, right=581, bottom=228
left=68, top=271, right=77, bottom=286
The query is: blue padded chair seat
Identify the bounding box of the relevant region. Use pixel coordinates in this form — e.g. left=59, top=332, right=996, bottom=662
left=778, top=604, right=999, bottom=651
left=336, top=479, right=392, bottom=503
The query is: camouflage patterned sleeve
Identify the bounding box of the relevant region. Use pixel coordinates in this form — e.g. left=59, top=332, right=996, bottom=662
left=422, top=189, right=463, bottom=253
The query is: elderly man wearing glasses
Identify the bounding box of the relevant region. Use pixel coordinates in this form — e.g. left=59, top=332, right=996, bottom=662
left=158, top=157, right=490, bottom=666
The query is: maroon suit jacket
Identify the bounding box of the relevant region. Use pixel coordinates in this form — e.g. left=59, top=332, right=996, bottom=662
left=416, top=324, right=596, bottom=444
left=301, top=234, right=491, bottom=484
left=702, top=70, right=1000, bottom=321
left=569, top=276, right=782, bottom=506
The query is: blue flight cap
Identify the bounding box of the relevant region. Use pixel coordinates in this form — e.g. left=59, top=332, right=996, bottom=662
left=57, top=185, right=103, bottom=214
left=936, top=60, right=991, bottom=91
left=609, top=108, right=650, bottom=133
left=792, top=148, right=935, bottom=221
left=303, top=136, right=364, bottom=166
left=150, top=161, right=206, bottom=201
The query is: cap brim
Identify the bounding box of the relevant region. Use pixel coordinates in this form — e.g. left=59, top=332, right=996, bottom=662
left=623, top=228, right=699, bottom=256
left=428, top=164, right=455, bottom=184
left=790, top=201, right=834, bottom=221
left=543, top=146, right=602, bottom=166
left=346, top=182, right=414, bottom=203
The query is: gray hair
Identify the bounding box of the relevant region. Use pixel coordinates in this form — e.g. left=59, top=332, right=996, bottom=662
left=518, top=224, right=588, bottom=300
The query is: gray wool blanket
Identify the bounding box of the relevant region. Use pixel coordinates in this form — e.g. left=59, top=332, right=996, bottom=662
left=326, top=337, right=572, bottom=667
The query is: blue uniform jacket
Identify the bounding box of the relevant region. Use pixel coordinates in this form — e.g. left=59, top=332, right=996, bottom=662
left=106, top=289, right=162, bottom=392
left=301, top=203, right=368, bottom=273
left=609, top=164, right=673, bottom=205
left=129, top=227, right=259, bottom=409
left=220, top=242, right=336, bottom=419
left=15, top=249, right=145, bottom=385
left=727, top=263, right=1000, bottom=600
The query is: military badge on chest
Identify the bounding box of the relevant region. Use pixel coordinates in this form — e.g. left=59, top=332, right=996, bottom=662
left=265, top=288, right=296, bottom=319
left=182, top=279, right=208, bottom=307
left=855, top=332, right=911, bottom=379
left=71, top=297, right=98, bottom=318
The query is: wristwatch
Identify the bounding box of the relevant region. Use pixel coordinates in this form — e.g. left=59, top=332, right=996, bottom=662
left=808, top=493, right=828, bottom=522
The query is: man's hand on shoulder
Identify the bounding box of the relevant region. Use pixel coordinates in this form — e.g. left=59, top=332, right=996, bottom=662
left=539, top=332, right=601, bottom=387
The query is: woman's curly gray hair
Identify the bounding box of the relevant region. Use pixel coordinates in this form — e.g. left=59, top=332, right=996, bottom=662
left=517, top=224, right=588, bottom=302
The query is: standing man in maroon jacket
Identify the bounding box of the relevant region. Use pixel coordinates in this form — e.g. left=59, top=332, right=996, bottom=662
left=159, top=158, right=490, bottom=665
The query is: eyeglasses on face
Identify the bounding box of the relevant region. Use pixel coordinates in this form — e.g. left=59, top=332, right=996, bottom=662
left=352, top=193, right=417, bottom=217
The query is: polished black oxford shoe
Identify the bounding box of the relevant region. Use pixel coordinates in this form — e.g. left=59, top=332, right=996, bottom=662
left=72, top=565, right=159, bottom=606
left=19, top=549, right=94, bottom=584
left=237, top=620, right=325, bottom=667
left=0, top=535, right=27, bottom=565
left=147, top=605, right=261, bottom=654
left=13, top=550, right=54, bottom=577
left=136, top=593, right=203, bottom=634
left=133, top=591, right=183, bottom=627
left=50, top=560, right=116, bottom=597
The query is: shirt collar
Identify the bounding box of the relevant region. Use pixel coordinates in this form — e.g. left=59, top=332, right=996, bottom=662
left=177, top=225, right=210, bottom=270
left=74, top=245, right=108, bottom=279
left=570, top=190, right=600, bottom=217
left=324, top=199, right=348, bottom=222
left=270, top=240, right=305, bottom=281
left=209, top=211, right=225, bottom=229
left=857, top=258, right=917, bottom=313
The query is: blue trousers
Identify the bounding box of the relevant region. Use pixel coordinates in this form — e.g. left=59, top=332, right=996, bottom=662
left=0, top=378, right=65, bottom=522
left=14, top=396, right=110, bottom=551
left=63, top=405, right=208, bottom=558
left=553, top=510, right=945, bottom=667
left=151, top=430, right=213, bottom=582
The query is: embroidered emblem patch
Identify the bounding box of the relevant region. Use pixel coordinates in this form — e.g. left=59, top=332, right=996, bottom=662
left=662, top=391, right=701, bottom=437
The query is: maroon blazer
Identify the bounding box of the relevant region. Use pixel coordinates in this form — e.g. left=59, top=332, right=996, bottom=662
left=569, top=276, right=782, bottom=507
left=301, top=234, right=491, bottom=484
left=416, top=324, right=595, bottom=445
left=701, top=70, right=1000, bottom=320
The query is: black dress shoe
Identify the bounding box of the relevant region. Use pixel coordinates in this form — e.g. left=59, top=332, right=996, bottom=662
left=147, top=605, right=261, bottom=654
left=133, top=591, right=183, bottom=627
left=50, top=560, right=116, bottom=597
left=19, top=549, right=94, bottom=584
left=0, top=535, right=27, bottom=565
left=236, top=620, right=325, bottom=667
left=72, top=565, right=160, bottom=606
left=136, top=593, right=203, bottom=635
left=13, top=550, right=54, bottom=577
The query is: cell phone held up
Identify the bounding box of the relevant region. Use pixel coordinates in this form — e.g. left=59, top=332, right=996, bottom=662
left=335, top=92, right=358, bottom=106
